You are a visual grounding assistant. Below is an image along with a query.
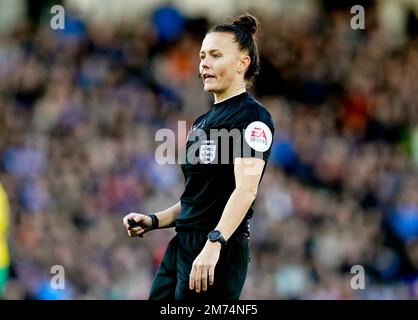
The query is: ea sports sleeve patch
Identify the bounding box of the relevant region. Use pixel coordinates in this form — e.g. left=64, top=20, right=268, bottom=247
left=244, top=121, right=273, bottom=153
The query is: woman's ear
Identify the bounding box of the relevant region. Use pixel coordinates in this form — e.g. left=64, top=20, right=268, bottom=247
left=238, top=55, right=251, bottom=74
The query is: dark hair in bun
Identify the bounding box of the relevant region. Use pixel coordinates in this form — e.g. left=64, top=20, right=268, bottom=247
left=209, top=13, right=260, bottom=84
left=231, top=14, right=259, bottom=37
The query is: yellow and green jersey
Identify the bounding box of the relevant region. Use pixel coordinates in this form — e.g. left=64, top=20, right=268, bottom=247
left=0, top=182, right=10, bottom=267
left=0, top=182, right=10, bottom=296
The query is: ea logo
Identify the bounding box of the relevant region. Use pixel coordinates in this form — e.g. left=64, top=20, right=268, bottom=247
left=244, top=121, right=272, bottom=152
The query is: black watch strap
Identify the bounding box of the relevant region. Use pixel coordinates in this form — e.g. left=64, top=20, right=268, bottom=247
left=148, top=214, right=159, bottom=230
left=208, top=230, right=227, bottom=246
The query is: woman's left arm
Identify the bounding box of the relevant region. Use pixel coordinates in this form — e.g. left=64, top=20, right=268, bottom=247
left=189, top=157, right=265, bottom=293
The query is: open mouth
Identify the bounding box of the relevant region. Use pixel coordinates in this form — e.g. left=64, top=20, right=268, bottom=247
left=202, top=74, right=215, bottom=81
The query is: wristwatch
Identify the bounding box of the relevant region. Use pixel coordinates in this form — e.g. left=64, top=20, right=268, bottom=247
left=207, top=230, right=227, bottom=247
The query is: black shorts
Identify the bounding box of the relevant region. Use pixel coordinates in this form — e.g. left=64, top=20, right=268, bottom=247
left=149, top=231, right=250, bottom=300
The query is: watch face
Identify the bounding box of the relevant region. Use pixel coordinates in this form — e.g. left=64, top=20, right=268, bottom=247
left=209, top=230, right=221, bottom=241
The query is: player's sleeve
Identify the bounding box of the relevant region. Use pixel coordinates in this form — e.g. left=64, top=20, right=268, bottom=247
left=0, top=183, right=9, bottom=236
left=233, top=109, right=275, bottom=163
left=0, top=183, right=10, bottom=269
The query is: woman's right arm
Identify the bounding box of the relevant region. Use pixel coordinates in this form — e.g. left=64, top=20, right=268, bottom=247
left=154, top=201, right=181, bottom=229
left=122, top=201, right=181, bottom=237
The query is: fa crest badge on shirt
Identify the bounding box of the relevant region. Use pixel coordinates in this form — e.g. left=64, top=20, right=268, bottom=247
left=200, top=140, right=216, bottom=164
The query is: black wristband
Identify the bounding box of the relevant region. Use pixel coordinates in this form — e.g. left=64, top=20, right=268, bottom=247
left=148, top=214, right=159, bottom=230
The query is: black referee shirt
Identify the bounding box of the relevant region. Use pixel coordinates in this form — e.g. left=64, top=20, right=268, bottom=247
left=176, top=92, right=275, bottom=236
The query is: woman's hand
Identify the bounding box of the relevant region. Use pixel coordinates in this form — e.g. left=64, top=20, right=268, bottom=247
left=122, top=213, right=152, bottom=237
left=189, top=241, right=221, bottom=293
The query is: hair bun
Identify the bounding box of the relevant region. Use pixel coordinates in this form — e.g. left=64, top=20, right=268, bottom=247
left=232, top=14, right=259, bottom=36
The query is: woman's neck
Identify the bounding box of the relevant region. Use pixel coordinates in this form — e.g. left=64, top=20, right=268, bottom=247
left=213, top=85, right=246, bottom=104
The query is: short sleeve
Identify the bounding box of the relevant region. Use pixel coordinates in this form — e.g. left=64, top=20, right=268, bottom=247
left=233, top=108, right=275, bottom=163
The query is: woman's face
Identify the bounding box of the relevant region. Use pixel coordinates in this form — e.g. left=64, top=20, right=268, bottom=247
left=199, top=32, right=247, bottom=94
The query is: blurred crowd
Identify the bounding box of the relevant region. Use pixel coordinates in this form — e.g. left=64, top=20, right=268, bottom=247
left=1, top=3, right=418, bottom=299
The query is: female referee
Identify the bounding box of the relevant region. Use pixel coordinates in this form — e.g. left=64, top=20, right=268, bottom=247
left=123, top=13, right=275, bottom=300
